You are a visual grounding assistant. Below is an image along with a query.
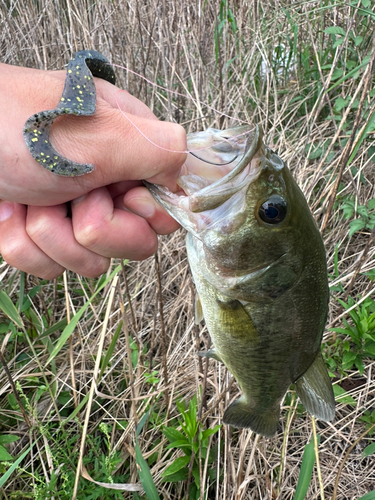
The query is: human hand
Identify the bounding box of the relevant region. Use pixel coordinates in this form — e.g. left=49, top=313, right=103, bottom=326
left=0, top=62, right=186, bottom=278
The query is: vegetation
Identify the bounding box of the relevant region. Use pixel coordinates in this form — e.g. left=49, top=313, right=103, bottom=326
left=1, top=0, right=375, bottom=498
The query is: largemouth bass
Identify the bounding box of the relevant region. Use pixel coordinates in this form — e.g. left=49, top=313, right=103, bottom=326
left=145, top=125, right=335, bottom=437
left=22, top=51, right=334, bottom=437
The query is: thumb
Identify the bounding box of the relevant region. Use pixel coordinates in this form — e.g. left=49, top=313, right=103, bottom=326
left=51, top=99, right=187, bottom=192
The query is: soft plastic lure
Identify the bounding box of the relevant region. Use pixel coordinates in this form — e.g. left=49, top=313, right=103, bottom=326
left=23, top=50, right=115, bottom=176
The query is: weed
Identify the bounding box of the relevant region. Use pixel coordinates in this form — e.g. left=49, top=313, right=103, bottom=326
left=162, top=395, right=221, bottom=499
left=360, top=409, right=375, bottom=436
left=329, top=297, right=375, bottom=375
left=341, top=198, right=375, bottom=238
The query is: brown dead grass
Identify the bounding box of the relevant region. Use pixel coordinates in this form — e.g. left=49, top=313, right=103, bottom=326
left=1, top=1, right=375, bottom=499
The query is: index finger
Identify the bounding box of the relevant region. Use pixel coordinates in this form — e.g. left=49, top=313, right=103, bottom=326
left=96, top=78, right=158, bottom=121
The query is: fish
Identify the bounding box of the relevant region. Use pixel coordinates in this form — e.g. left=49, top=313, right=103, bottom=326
left=21, top=49, right=335, bottom=437
left=145, top=125, right=335, bottom=437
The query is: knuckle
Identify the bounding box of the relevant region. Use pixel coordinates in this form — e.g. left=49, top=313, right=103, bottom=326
left=75, top=255, right=110, bottom=278
left=1, top=240, right=23, bottom=266
left=132, top=238, right=158, bottom=261
left=74, top=220, right=104, bottom=249
left=26, top=214, right=51, bottom=241
left=1, top=239, right=64, bottom=279
left=36, top=267, right=64, bottom=280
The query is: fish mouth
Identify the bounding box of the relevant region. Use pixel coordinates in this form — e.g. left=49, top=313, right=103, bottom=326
left=145, top=125, right=264, bottom=235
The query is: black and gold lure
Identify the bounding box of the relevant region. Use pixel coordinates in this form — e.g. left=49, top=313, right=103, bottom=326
left=23, top=50, right=115, bottom=176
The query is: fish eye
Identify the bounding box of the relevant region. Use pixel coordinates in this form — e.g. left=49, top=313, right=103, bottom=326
left=258, top=195, right=287, bottom=224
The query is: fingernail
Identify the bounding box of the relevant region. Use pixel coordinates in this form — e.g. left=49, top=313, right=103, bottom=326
left=0, top=202, right=14, bottom=222
left=72, top=195, right=86, bottom=204
left=129, top=198, right=155, bottom=218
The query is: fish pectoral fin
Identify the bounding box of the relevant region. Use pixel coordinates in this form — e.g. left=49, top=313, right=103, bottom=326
left=295, top=352, right=335, bottom=422
left=217, top=299, right=260, bottom=343
left=223, top=397, right=279, bottom=437
left=194, top=293, right=204, bottom=325
left=197, top=349, right=223, bottom=362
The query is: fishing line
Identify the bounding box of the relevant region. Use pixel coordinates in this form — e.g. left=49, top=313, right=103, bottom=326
left=189, top=151, right=238, bottom=166
left=112, top=63, right=251, bottom=126
left=111, top=63, right=254, bottom=166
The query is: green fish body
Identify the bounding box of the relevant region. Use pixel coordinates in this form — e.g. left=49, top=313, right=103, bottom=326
left=146, top=126, right=335, bottom=437
left=22, top=51, right=335, bottom=438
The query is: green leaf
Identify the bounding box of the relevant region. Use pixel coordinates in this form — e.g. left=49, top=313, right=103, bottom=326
left=367, top=199, right=375, bottom=210
left=161, top=456, right=191, bottom=477
left=46, top=265, right=121, bottom=364
left=330, top=327, right=352, bottom=335
left=335, top=97, right=350, bottom=112
left=362, top=443, right=375, bottom=458
left=165, top=440, right=191, bottom=450
left=0, top=445, right=13, bottom=461
left=361, top=0, right=371, bottom=7
left=135, top=441, right=160, bottom=500
left=163, top=427, right=187, bottom=444
left=0, top=291, right=23, bottom=328
left=324, top=26, right=346, bottom=36
left=342, top=351, right=357, bottom=368
left=0, top=435, right=20, bottom=445
left=333, top=385, right=357, bottom=405
left=354, top=35, right=363, bottom=46
left=38, top=318, right=68, bottom=340
left=161, top=469, right=188, bottom=482
left=349, top=219, right=365, bottom=237
left=201, top=425, right=221, bottom=441
left=333, top=38, right=345, bottom=48
left=308, top=147, right=323, bottom=160
left=354, top=357, right=365, bottom=375
left=293, top=435, right=319, bottom=500
left=364, top=343, right=375, bottom=356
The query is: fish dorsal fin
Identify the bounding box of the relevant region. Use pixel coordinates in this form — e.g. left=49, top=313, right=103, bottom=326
left=295, top=352, right=335, bottom=422
left=194, top=293, right=204, bottom=325
left=217, top=299, right=260, bottom=343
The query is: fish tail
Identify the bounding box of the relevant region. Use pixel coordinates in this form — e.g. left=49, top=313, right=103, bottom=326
left=223, top=398, right=279, bottom=437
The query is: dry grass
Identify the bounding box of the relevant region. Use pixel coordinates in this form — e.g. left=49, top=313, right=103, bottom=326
left=1, top=1, right=375, bottom=499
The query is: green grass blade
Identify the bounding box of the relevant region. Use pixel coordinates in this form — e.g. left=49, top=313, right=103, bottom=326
left=46, top=265, right=121, bottom=365
left=135, top=441, right=160, bottom=500
left=358, top=492, right=375, bottom=500
left=0, top=290, right=23, bottom=328
left=327, top=56, right=370, bottom=92
left=99, top=320, right=122, bottom=378
left=136, top=407, right=154, bottom=438
left=134, top=407, right=159, bottom=498
left=0, top=441, right=36, bottom=488
left=61, top=392, right=90, bottom=424
left=348, top=111, right=375, bottom=166
left=293, top=435, right=320, bottom=500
